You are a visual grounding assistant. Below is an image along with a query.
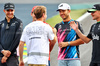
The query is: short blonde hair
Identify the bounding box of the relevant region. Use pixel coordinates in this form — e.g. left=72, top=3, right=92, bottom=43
left=33, top=6, right=46, bottom=19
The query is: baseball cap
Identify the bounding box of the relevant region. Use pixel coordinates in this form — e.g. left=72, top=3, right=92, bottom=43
left=4, top=3, right=15, bottom=10
left=87, top=4, right=100, bottom=13
left=57, top=3, right=71, bottom=11
left=31, top=6, right=37, bottom=13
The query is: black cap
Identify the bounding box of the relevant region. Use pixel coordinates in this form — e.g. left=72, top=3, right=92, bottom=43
left=87, top=4, right=100, bottom=13
left=4, top=3, right=15, bottom=10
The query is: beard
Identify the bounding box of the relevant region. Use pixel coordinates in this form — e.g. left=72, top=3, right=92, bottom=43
left=6, top=13, right=14, bottom=19
left=62, top=15, right=69, bottom=20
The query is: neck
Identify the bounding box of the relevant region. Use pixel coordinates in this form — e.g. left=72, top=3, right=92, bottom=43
left=63, top=16, right=71, bottom=22
left=6, top=17, right=11, bottom=23
left=36, top=18, right=44, bottom=22
left=6, top=16, right=14, bottom=23
left=97, top=19, right=100, bottom=23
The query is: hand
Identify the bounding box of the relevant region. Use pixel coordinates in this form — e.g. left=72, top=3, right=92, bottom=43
left=69, top=21, right=78, bottom=31
left=19, top=61, right=24, bottom=66
left=52, top=27, right=57, bottom=35
left=1, top=56, right=7, bottom=63
left=58, top=42, right=68, bottom=48
left=1, top=50, right=11, bottom=57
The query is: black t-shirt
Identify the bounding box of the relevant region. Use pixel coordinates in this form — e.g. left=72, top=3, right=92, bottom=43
left=87, top=22, right=100, bottom=63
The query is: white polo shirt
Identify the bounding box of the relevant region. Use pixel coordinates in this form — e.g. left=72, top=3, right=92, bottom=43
left=20, top=21, right=54, bottom=65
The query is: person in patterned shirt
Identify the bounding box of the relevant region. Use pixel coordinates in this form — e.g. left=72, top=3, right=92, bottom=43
left=55, top=3, right=84, bottom=66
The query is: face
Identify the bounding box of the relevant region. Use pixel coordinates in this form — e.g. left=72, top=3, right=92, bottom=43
left=3, top=9, right=15, bottom=19
left=91, top=11, right=100, bottom=21
left=59, top=9, right=70, bottom=20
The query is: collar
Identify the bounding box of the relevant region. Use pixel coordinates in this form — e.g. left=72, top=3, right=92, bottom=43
left=5, top=16, right=16, bottom=23
left=97, top=21, right=100, bottom=23
left=62, top=19, right=74, bottom=24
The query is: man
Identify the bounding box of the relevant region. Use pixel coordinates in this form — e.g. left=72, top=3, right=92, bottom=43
left=70, top=4, right=100, bottom=66
left=55, top=3, right=84, bottom=66
left=19, top=6, right=57, bottom=66
left=31, top=6, right=55, bottom=66
left=0, top=3, right=23, bottom=66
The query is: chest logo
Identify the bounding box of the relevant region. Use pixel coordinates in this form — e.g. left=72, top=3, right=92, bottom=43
left=92, top=34, right=99, bottom=40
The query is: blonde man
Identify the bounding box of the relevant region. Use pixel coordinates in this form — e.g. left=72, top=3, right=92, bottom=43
left=19, top=6, right=57, bottom=66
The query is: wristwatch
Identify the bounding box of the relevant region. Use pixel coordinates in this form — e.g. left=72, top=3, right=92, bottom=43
left=68, top=42, right=70, bottom=46
left=1, top=49, right=4, bottom=53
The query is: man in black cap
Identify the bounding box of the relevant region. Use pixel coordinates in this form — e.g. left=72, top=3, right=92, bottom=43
left=70, top=4, right=100, bottom=66
left=0, top=3, right=23, bottom=66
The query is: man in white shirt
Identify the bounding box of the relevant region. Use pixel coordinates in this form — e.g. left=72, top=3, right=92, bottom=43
left=19, top=6, right=57, bottom=66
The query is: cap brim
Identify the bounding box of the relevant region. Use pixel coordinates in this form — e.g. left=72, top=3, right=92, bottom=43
left=87, top=9, right=97, bottom=13
left=5, top=8, right=14, bottom=10
left=56, top=9, right=67, bottom=11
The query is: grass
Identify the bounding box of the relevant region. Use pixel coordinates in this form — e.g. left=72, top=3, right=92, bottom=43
left=46, top=9, right=87, bottom=27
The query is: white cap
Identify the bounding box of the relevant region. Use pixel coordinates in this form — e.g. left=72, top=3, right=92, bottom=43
left=57, top=3, right=71, bottom=11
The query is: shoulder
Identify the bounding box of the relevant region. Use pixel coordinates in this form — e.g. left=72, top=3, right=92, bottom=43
left=55, top=22, right=62, bottom=27
left=92, top=23, right=96, bottom=26
left=43, top=22, right=51, bottom=27
left=25, top=22, right=33, bottom=28
left=0, top=20, right=5, bottom=25
left=14, top=17, right=22, bottom=23
left=74, top=20, right=81, bottom=26
left=91, top=23, right=96, bottom=28
left=74, top=20, right=79, bottom=24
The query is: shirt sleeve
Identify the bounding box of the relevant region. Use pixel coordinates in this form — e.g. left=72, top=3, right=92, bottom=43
left=54, top=23, right=59, bottom=32
left=20, top=27, right=26, bottom=42
left=0, top=22, right=4, bottom=52
left=87, top=25, right=93, bottom=39
left=47, top=25, right=55, bottom=40
left=8, top=21, right=23, bottom=52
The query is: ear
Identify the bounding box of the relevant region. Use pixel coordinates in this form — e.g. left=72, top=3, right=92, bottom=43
left=42, top=13, right=45, bottom=17
left=31, top=12, right=32, bottom=16
left=69, top=10, right=71, bottom=13
left=3, top=9, right=5, bottom=12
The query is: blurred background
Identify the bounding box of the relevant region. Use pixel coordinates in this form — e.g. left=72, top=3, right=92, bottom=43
left=0, top=0, right=100, bottom=66
left=0, top=0, right=100, bottom=27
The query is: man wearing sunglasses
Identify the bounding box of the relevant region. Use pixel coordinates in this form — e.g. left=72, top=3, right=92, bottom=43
left=0, top=3, right=23, bottom=66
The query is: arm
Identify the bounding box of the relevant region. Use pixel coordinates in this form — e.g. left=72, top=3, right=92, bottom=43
left=59, top=39, right=84, bottom=48
left=0, top=22, right=4, bottom=53
left=0, top=22, right=10, bottom=63
left=75, top=29, right=91, bottom=43
left=8, top=22, right=23, bottom=52
left=49, top=40, right=56, bottom=52
left=19, top=41, right=25, bottom=66
left=70, top=21, right=91, bottom=43
left=50, top=28, right=57, bottom=51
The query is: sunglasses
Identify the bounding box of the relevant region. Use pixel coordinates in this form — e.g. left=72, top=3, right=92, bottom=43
left=6, top=9, right=14, bottom=12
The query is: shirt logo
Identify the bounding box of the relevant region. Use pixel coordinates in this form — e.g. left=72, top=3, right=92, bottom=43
left=59, top=4, right=63, bottom=7
left=93, top=6, right=96, bottom=9
left=11, top=23, right=15, bottom=26
left=98, top=25, right=100, bottom=30
left=1, top=23, right=4, bottom=28
left=92, top=34, right=99, bottom=40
